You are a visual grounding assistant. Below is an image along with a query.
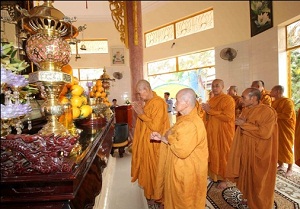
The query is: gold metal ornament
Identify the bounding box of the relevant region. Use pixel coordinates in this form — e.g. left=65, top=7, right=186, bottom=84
left=109, top=1, right=128, bottom=48
left=17, top=1, right=78, bottom=136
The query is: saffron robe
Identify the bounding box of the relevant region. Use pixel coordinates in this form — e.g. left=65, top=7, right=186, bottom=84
left=261, top=89, right=272, bottom=106
left=131, top=91, right=170, bottom=199
left=226, top=104, right=278, bottom=209
left=205, top=93, right=235, bottom=180
left=196, top=101, right=205, bottom=120
left=230, top=95, right=242, bottom=118
left=272, top=97, right=296, bottom=164
left=294, top=109, right=300, bottom=166
left=154, top=108, right=208, bottom=209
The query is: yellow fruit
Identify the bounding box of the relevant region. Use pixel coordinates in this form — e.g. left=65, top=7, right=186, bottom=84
left=72, top=107, right=81, bottom=119
left=81, top=95, right=87, bottom=105
left=96, top=79, right=102, bottom=87
left=58, top=96, right=70, bottom=105
left=71, top=84, right=84, bottom=96
left=70, top=95, right=83, bottom=107
left=80, top=105, right=92, bottom=118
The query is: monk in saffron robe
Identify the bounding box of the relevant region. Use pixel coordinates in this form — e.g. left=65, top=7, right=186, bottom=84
left=151, top=88, right=208, bottom=209
left=226, top=88, right=278, bottom=209
left=295, top=108, right=300, bottom=166
left=227, top=85, right=243, bottom=119
left=202, top=79, right=235, bottom=189
left=270, top=85, right=296, bottom=176
left=251, top=80, right=272, bottom=106
left=131, top=80, right=170, bottom=207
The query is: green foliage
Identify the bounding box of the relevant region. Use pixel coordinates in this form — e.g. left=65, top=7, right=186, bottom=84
left=291, top=49, right=300, bottom=111
left=1, top=42, right=29, bottom=73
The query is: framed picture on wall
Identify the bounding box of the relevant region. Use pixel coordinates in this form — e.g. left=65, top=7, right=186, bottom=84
left=111, top=47, right=125, bottom=65
left=249, top=0, right=273, bottom=37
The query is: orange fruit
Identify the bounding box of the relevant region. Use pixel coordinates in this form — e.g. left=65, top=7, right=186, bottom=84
left=61, top=64, right=73, bottom=75
left=70, top=95, right=83, bottom=107
left=80, top=105, right=92, bottom=118
left=100, top=92, right=107, bottom=98
left=70, top=84, right=84, bottom=96
left=92, top=86, right=97, bottom=92
left=95, top=91, right=102, bottom=98
left=96, top=79, right=102, bottom=87
left=58, top=114, right=65, bottom=123
left=96, top=86, right=104, bottom=93
left=89, top=91, right=95, bottom=98
left=59, top=85, right=69, bottom=97
left=72, top=107, right=81, bottom=119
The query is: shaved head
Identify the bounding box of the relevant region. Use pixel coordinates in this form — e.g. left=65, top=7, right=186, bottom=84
left=227, top=85, right=238, bottom=96
left=176, top=88, right=197, bottom=115
left=213, top=79, right=224, bottom=88
left=177, top=88, right=197, bottom=107
left=251, top=80, right=264, bottom=91
left=136, top=79, right=153, bottom=101
left=136, top=79, right=152, bottom=91
left=270, top=85, right=284, bottom=99
left=211, top=79, right=225, bottom=96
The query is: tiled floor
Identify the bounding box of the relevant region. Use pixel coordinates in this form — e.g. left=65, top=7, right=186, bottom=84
left=94, top=149, right=148, bottom=209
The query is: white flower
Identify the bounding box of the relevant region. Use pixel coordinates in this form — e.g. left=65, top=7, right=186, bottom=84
left=255, top=13, right=271, bottom=27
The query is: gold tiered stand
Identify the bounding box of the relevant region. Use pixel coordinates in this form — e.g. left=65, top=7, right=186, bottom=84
left=19, top=1, right=78, bottom=136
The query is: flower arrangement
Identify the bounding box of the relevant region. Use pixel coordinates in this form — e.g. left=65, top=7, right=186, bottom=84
left=1, top=42, right=33, bottom=135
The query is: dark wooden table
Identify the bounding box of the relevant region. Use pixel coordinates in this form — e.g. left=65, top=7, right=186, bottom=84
left=0, top=117, right=114, bottom=209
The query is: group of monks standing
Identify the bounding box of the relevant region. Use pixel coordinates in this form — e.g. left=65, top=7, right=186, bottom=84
left=129, top=79, right=300, bottom=209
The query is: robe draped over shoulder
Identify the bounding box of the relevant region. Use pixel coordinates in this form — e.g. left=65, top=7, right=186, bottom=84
left=131, top=91, right=170, bottom=199
left=226, top=104, right=278, bottom=209
left=205, top=93, right=235, bottom=180
left=261, top=89, right=272, bottom=106
left=272, top=97, right=296, bottom=164
left=154, top=108, right=208, bottom=209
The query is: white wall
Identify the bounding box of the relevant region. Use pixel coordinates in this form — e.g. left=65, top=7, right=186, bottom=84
left=68, top=21, right=132, bottom=105
left=142, top=1, right=300, bottom=95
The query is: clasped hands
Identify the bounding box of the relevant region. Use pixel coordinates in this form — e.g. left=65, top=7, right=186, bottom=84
left=151, top=129, right=171, bottom=145
left=201, top=103, right=210, bottom=112
left=235, top=116, right=246, bottom=126
left=132, top=100, right=145, bottom=115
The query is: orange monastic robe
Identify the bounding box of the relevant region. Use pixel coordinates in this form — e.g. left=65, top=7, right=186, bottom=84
left=261, top=89, right=272, bottom=106
left=295, top=109, right=300, bottom=166
left=231, top=95, right=242, bottom=118
left=205, top=93, right=235, bottom=180
left=131, top=91, right=170, bottom=199
left=154, top=108, right=208, bottom=209
left=196, top=101, right=205, bottom=120
left=272, top=97, right=296, bottom=164
left=226, top=104, right=278, bottom=209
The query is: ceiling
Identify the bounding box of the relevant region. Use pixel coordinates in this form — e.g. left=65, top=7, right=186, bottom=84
left=51, top=1, right=168, bottom=23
